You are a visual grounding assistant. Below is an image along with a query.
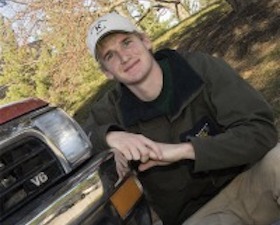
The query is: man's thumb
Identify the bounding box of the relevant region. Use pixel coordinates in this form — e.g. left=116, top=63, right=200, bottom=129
left=138, top=160, right=157, bottom=171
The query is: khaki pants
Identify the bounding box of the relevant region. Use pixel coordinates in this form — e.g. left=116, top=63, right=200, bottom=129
left=183, top=143, right=280, bottom=225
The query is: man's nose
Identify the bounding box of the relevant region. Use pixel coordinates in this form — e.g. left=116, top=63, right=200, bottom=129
left=118, top=51, right=130, bottom=64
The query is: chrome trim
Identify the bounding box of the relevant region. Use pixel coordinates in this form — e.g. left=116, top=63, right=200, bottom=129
left=0, top=129, right=72, bottom=173
left=26, top=171, right=103, bottom=225
left=6, top=153, right=118, bottom=225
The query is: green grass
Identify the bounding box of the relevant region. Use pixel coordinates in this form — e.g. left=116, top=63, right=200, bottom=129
left=153, top=0, right=231, bottom=50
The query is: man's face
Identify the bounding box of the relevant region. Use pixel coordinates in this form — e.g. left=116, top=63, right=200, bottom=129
left=97, top=32, right=155, bottom=86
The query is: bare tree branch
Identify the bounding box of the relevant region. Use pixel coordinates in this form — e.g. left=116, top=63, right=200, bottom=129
left=0, top=0, right=27, bottom=6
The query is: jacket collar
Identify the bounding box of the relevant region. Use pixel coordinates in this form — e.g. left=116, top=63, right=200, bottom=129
left=118, top=49, right=204, bottom=127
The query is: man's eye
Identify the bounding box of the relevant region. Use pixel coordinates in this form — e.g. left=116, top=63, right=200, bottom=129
left=123, top=39, right=132, bottom=47
left=105, top=52, right=114, bottom=61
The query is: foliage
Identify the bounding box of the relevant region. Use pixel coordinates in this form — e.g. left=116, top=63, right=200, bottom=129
left=139, top=9, right=171, bottom=39
left=0, top=0, right=192, bottom=114
left=0, top=20, right=36, bottom=102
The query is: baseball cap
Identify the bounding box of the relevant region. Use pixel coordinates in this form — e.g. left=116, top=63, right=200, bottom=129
left=86, top=12, right=140, bottom=59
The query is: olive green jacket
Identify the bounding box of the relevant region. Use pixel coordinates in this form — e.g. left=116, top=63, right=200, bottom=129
left=85, top=49, right=278, bottom=225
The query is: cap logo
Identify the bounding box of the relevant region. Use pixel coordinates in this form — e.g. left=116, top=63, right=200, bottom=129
left=93, top=19, right=107, bottom=35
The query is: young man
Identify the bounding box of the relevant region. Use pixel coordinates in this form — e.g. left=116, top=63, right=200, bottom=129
left=85, top=12, right=280, bottom=225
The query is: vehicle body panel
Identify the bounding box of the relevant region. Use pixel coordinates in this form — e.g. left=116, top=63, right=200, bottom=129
left=0, top=98, right=152, bottom=225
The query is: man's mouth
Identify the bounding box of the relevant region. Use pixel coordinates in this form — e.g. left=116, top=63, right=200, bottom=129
left=124, top=59, right=140, bottom=73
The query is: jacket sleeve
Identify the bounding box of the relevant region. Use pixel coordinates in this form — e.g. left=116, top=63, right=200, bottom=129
left=83, top=89, right=124, bottom=153
left=187, top=52, right=278, bottom=172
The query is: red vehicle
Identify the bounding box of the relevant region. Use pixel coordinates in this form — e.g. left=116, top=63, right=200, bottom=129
left=0, top=98, right=153, bottom=225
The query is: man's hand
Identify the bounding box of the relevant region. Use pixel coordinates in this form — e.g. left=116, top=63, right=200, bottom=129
left=138, top=142, right=195, bottom=171
left=111, top=148, right=130, bottom=179
left=106, top=131, right=195, bottom=172
left=106, top=131, right=163, bottom=162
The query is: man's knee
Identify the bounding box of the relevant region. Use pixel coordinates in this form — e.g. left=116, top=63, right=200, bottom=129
left=254, top=143, right=280, bottom=187
left=259, top=143, right=280, bottom=170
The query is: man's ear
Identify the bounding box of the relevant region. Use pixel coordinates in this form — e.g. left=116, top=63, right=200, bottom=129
left=101, top=67, right=114, bottom=80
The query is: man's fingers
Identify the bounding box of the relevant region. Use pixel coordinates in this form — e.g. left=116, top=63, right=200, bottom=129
left=122, top=149, right=134, bottom=160
left=118, top=155, right=128, bottom=168
left=138, top=160, right=158, bottom=171
left=107, top=132, right=163, bottom=162
left=116, top=165, right=129, bottom=179
left=129, top=146, right=142, bottom=161
left=128, top=137, right=162, bottom=161
left=144, top=141, right=163, bottom=160
left=138, top=159, right=171, bottom=171
left=140, top=154, right=149, bottom=163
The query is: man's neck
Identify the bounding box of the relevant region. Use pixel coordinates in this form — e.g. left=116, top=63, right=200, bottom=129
left=127, top=62, right=163, bottom=102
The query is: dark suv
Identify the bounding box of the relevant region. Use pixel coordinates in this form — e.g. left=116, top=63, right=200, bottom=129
left=0, top=98, right=152, bottom=225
